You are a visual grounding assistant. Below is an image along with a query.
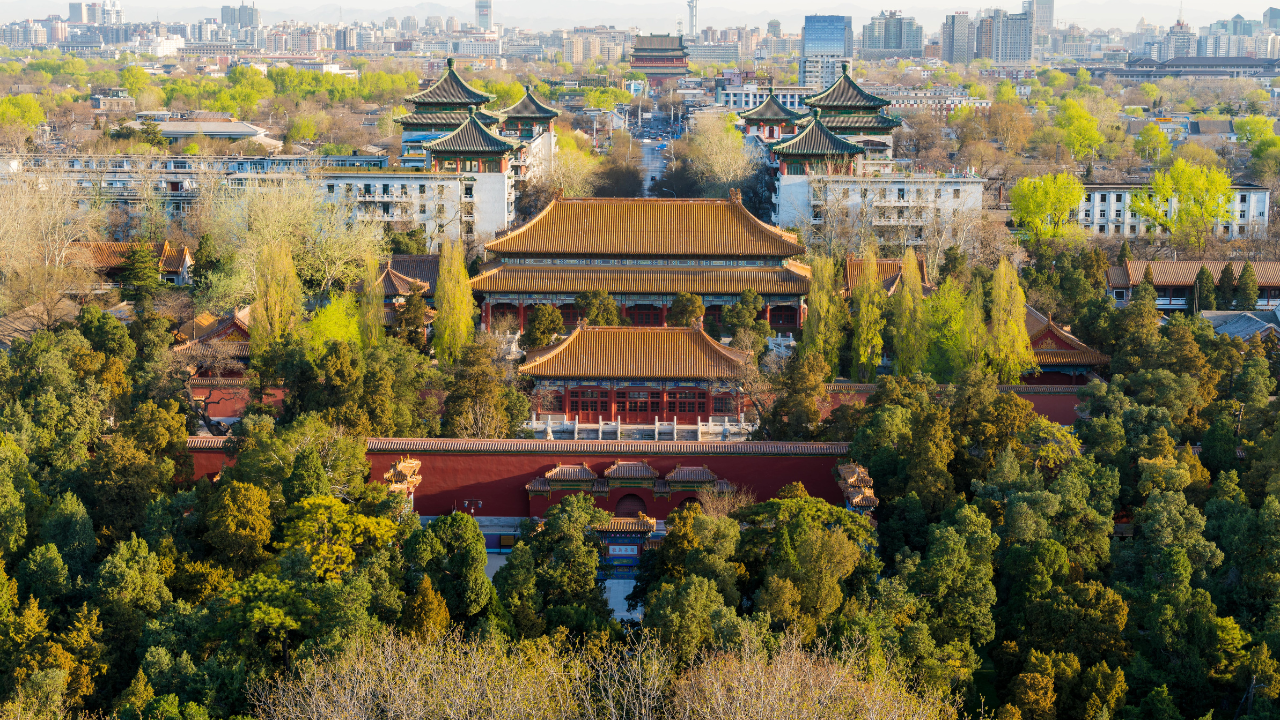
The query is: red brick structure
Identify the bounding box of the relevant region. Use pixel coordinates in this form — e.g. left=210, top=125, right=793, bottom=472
left=186, top=437, right=851, bottom=518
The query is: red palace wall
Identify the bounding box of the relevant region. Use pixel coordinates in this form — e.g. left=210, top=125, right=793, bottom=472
left=186, top=438, right=850, bottom=519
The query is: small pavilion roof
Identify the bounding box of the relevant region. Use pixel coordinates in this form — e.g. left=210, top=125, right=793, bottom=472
left=501, top=87, right=561, bottom=119
left=803, top=63, right=892, bottom=111
left=423, top=110, right=523, bottom=154
left=770, top=111, right=866, bottom=157
left=405, top=57, right=495, bottom=106
left=1025, top=306, right=1110, bottom=367
left=739, top=90, right=805, bottom=122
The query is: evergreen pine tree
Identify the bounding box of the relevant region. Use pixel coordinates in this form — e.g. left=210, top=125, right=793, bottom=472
left=119, top=243, right=163, bottom=302
left=1216, top=263, right=1237, bottom=311
left=1118, top=240, right=1134, bottom=262
left=1237, top=261, right=1260, bottom=311
left=1194, top=265, right=1216, bottom=311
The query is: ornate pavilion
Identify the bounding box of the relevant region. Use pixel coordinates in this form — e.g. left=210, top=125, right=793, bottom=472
left=470, top=192, right=812, bottom=332
left=518, top=325, right=752, bottom=424
left=799, top=62, right=902, bottom=156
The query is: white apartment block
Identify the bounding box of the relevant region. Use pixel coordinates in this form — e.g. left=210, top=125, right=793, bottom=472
left=716, top=84, right=815, bottom=110
left=1077, top=183, right=1270, bottom=240
left=772, top=161, right=985, bottom=242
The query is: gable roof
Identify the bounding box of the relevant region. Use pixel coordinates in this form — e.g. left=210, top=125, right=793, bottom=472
left=844, top=257, right=930, bottom=295
left=771, top=112, right=866, bottom=157
left=405, top=58, right=495, bottom=106
left=485, top=192, right=803, bottom=257
left=1189, top=119, right=1234, bottom=135
left=1025, top=306, right=1109, bottom=366
left=739, top=91, right=805, bottom=122
left=1108, top=260, right=1280, bottom=288
left=423, top=111, right=523, bottom=154
left=803, top=65, right=891, bottom=111
left=387, top=255, right=440, bottom=295
left=501, top=87, right=561, bottom=119
left=68, top=241, right=190, bottom=273
left=604, top=460, right=659, bottom=479
left=519, top=325, right=752, bottom=380
left=1201, top=310, right=1280, bottom=339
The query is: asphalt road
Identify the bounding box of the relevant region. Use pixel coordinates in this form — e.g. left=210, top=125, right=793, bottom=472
left=641, top=142, right=668, bottom=195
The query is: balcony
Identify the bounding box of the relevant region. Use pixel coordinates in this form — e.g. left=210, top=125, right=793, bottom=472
left=355, top=192, right=414, bottom=202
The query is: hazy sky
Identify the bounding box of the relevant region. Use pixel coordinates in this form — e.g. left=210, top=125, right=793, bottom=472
left=0, top=0, right=1234, bottom=38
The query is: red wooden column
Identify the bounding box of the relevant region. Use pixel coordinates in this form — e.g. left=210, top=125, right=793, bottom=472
left=764, top=305, right=772, bottom=327
left=482, top=301, right=492, bottom=331
left=660, top=304, right=668, bottom=326
left=619, top=304, right=628, bottom=323
left=661, top=388, right=669, bottom=421
left=518, top=301, right=526, bottom=332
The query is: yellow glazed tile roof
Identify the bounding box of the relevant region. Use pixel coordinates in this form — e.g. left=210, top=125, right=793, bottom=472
left=485, top=193, right=803, bottom=257
left=470, top=262, right=811, bottom=295
left=519, top=326, right=752, bottom=380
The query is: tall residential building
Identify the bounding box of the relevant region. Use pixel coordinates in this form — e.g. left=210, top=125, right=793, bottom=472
left=402, top=16, right=418, bottom=33
left=476, top=0, right=491, bottom=31
left=67, top=2, right=83, bottom=22
left=860, top=11, right=924, bottom=59
left=941, top=12, right=972, bottom=64
left=446, top=16, right=460, bottom=32
left=333, top=27, right=355, bottom=50
left=975, top=9, right=1032, bottom=63
left=385, top=16, right=398, bottom=31
left=1033, top=0, right=1053, bottom=29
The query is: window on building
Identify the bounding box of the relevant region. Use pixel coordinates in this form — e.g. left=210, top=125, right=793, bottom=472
left=326, top=184, right=334, bottom=194
left=713, top=397, right=733, bottom=413
left=463, top=183, right=474, bottom=198
left=1240, top=210, right=1247, bottom=219
left=934, top=188, right=942, bottom=199
left=1085, top=193, right=1092, bottom=202
left=419, top=184, right=427, bottom=194
left=1241, top=194, right=1248, bottom=203
left=897, top=188, right=905, bottom=200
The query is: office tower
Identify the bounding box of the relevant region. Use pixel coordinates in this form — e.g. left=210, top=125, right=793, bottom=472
left=426, top=16, right=442, bottom=32
left=941, top=12, right=972, bottom=63
left=861, top=10, right=924, bottom=59
left=1164, top=15, right=1195, bottom=58
left=220, top=5, right=236, bottom=25
left=237, top=4, right=259, bottom=27
left=446, top=16, right=460, bottom=32
left=68, top=2, right=83, bottom=22
left=385, top=16, right=398, bottom=30
left=802, top=14, right=853, bottom=56
left=1033, top=0, right=1052, bottom=29
left=767, top=19, right=780, bottom=37
left=402, top=16, right=418, bottom=33
left=1267, top=7, right=1280, bottom=29
left=475, top=0, right=491, bottom=31
left=688, top=0, right=697, bottom=37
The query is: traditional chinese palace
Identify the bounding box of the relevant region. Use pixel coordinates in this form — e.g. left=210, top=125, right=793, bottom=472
left=470, top=193, right=812, bottom=332
left=519, top=325, right=752, bottom=424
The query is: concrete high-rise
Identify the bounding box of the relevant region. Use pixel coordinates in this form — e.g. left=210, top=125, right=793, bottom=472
left=475, top=0, right=491, bottom=31
left=220, top=5, right=236, bottom=25
left=1033, top=0, right=1053, bottom=29
left=67, top=2, right=83, bottom=22
left=941, top=12, right=972, bottom=63
left=861, top=10, right=924, bottom=59
left=767, top=19, right=780, bottom=37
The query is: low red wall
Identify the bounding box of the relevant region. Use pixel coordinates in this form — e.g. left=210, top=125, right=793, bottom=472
left=187, top=438, right=850, bottom=520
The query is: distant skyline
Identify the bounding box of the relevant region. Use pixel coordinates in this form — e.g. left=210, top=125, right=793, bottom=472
left=0, top=0, right=1237, bottom=36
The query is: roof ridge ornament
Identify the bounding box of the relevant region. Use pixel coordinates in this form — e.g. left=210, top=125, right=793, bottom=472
left=447, top=57, right=455, bottom=69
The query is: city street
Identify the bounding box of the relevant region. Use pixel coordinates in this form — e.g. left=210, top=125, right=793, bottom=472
left=641, top=142, right=668, bottom=195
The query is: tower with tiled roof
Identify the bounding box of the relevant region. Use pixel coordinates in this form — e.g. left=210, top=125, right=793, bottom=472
left=801, top=62, right=902, bottom=151
left=470, top=192, right=811, bottom=334
left=769, top=109, right=866, bottom=176
left=737, top=87, right=805, bottom=141
left=499, top=85, right=560, bottom=139
left=629, top=34, right=689, bottom=82
left=397, top=58, right=499, bottom=133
